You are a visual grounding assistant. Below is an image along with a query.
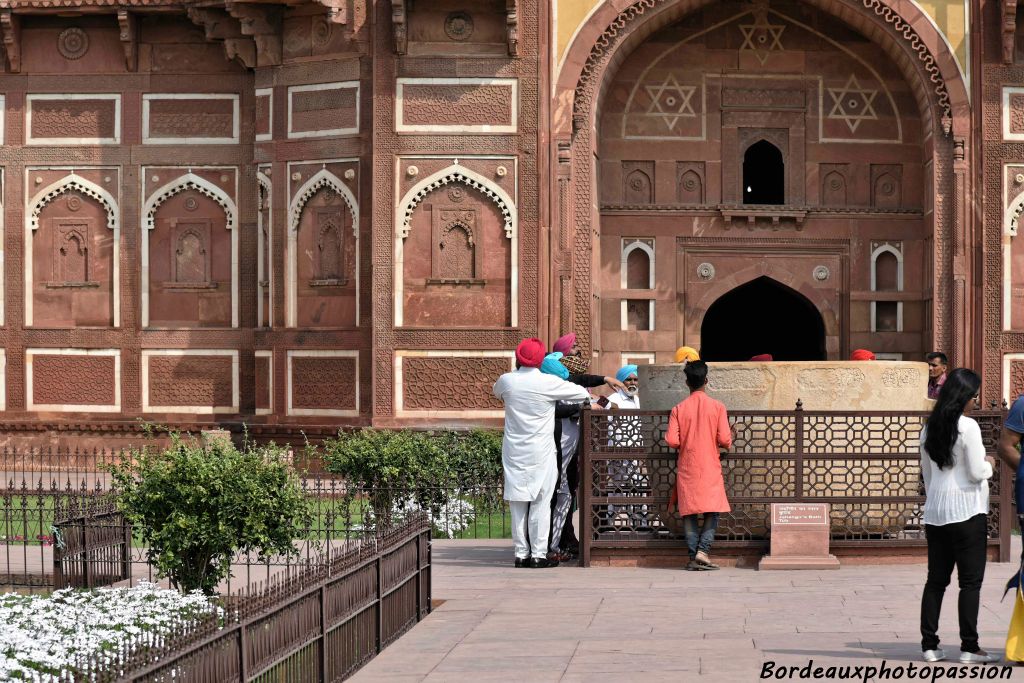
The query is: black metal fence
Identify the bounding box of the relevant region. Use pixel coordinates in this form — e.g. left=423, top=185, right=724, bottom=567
left=69, top=514, right=432, bottom=682
left=0, top=448, right=508, bottom=592
left=580, top=406, right=1013, bottom=565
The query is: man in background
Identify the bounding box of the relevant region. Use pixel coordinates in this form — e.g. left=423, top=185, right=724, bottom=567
left=927, top=352, right=949, bottom=400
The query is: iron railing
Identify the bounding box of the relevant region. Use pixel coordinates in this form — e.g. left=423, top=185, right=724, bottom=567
left=70, top=514, right=431, bottom=682
left=580, top=405, right=1013, bottom=565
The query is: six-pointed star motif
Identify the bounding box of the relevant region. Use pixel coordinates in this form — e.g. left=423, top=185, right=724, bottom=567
left=739, top=13, right=785, bottom=65
left=645, top=73, right=697, bottom=132
left=827, top=74, right=879, bottom=133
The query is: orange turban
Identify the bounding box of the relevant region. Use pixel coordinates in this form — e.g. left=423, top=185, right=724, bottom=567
left=851, top=349, right=876, bottom=361
left=515, top=338, right=546, bottom=368
left=674, top=346, right=699, bottom=363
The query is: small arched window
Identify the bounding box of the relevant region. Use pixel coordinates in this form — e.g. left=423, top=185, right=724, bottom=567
left=743, top=140, right=785, bottom=205
left=870, top=244, right=904, bottom=333
left=621, top=239, right=655, bottom=331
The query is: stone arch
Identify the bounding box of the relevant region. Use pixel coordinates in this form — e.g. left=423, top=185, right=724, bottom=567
left=621, top=239, right=654, bottom=289
left=394, top=164, right=518, bottom=327
left=1002, top=193, right=1024, bottom=331
left=25, top=174, right=120, bottom=327
left=141, top=173, right=238, bottom=328
left=870, top=244, right=904, bottom=291
left=286, top=169, right=360, bottom=328
left=552, top=0, right=972, bottom=364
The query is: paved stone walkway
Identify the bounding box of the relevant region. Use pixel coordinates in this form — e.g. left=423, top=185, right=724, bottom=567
left=352, top=539, right=1024, bottom=682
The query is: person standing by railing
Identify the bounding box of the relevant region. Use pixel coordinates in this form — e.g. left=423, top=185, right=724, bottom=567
left=665, top=360, right=732, bottom=571
left=493, top=339, right=591, bottom=569
left=926, top=352, right=949, bottom=400
left=918, top=368, right=998, bottom=664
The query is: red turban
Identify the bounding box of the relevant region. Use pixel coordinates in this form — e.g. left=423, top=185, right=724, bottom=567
left=515, top=338, right=547, bottom=368
left=749, top=354, right=773, bottom=362
left=552, top=333, right=576, bottom=355
left=851, top=349, right=876, bottom=361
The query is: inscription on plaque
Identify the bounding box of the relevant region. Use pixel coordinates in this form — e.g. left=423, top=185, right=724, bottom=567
left=773, top=503, right=828, bottom=526
left=759, top=502, right=840, bottom=570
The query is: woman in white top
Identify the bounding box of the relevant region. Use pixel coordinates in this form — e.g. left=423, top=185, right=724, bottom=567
left=918, top=368, right=998, bottom=664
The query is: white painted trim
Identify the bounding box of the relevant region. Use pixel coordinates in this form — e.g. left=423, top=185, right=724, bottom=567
left=394, top=163, right=518, bottom=327
left=622, top=352, right=656, bottom=366
left=141, top=171, right=239, bottom=328
left=287, top=81, right=359, bottom=139
left=0, top=349, right=7, bottom=412
left=1004, top=87, right=1024, bottom=141
left=26, top=94, right=121, bottom=145
left=142, top=94, right=240, bottom=145
left=285, top=167, right=360, bottom=328
left=394, top=350, right=513, bottom=418
left=286, top=350, right=359, bottom=417
left=24, top=171, right=120, bottom=328
left=255, top=349, right=273, bottom=415
left=141, top=349, right=239, bottom=414
left=1004, top=353, right=1024, bottom=404
left=869, top=244, right=904, bottom=333
left=395, top=78, right=518, bottom=134
left=255, top=88, right=273, bottom=142
left=620, top=239, right=655, bottom=332
left=257, top=169, right=272, bottom=328
left=0, top=94, right=7, bottom=145
left=26, top=348, right=121, bottom=412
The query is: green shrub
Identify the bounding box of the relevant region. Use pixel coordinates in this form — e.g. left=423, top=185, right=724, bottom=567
left=321, top=428, right=503, bottom=529
left=108, top=434, right=310, bottom=594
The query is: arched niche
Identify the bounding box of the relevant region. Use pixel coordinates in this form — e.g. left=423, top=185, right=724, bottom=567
left=25, top=174, right=119, bottom=327
left=257, top=170, right=272, bottom=328
left=394, top=165, right=517, bottom=328
left=286, top=169, right=359, bottom=328
left=141, top=173, right=237, bottom=328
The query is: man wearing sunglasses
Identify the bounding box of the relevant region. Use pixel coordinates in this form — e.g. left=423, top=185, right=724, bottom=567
left=926, top=352, right=949, bottom=400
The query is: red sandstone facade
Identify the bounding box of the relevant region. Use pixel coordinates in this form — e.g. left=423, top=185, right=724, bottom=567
left=0, top=0, right=1016, bottom=438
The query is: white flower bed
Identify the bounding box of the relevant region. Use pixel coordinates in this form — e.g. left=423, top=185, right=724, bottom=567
left=0, top=582, right=221, bottom=681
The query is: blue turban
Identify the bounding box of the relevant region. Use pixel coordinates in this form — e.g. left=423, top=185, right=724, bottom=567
left=541, top=352, right=570, bottom=380
left=616, top=364, right=639, bottom=383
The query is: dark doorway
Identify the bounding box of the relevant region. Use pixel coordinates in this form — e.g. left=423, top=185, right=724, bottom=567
left=743, top=140, right=785, bottom=204
left=700, top=276, right=826, bottom=361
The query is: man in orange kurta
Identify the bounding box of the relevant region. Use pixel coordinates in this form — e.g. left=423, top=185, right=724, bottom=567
left=665, top=360, right=733, bottom=570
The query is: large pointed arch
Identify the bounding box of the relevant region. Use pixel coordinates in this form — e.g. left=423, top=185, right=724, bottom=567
left=286, top=168, right=360, bottom=328
left=393, top=163, right=518, bottom=327
left=25, top=173, right=120, bottom=327
left=141, top=172, right=238, bottom=328
left=550, top=0, right=973, bottom=369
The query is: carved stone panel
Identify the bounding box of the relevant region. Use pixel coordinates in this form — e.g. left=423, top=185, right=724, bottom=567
left=32, top=353, right=116, bottom=408
left=820, top=164, right=849, bottom=207
left=676, top=162, right=705, bottom=204
left=290, top=355, right=357, bottom=411
left=288, top=82, right=358, bottom=137
left=402, top=182, right=511, bottom=327
left=144, top=95, right=237, bottom=143
left=396, top=78, right=517, bottom=132
left=33, top=193, right=114, bottom=328
left=28, top=95, right=119, bottom=143
left=147, top=354, right=235, bottom=410
left=402, top=356, right=507, bottom=411
left=149, top=192, right=232, bottom=327
left=871, top=164, right=902, bottom=208
left=623, top=161, right=654, bottom=204
left=255, top=353, right=271, bottom=413
left=295, top=188, right=356, bottom=328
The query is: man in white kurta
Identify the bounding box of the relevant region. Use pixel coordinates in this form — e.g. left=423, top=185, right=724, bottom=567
left=494, top=338, right=591, bottom=566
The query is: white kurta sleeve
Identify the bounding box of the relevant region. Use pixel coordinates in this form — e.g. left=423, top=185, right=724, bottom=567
left=548, top=378, right=592, bottom=403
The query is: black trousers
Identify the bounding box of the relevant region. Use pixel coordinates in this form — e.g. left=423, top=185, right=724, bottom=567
left=920, top=513, right=988, bottom=653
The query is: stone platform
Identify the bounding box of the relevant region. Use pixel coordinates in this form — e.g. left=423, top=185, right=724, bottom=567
left=351, top=538, right=1020, bottom=682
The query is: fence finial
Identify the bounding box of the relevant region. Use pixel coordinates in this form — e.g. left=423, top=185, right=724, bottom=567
left=795, top=398, right=803, bottom=410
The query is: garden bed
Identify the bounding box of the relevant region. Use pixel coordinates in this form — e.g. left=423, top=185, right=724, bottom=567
left=0, top=582, right=221, bottom=680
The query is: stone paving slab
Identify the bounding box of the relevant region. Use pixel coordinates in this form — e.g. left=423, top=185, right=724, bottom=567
left=351, top=538, right=1024, bottom=682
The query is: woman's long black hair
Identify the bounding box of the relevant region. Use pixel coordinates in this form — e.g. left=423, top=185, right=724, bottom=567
left=924, top=367, right=981, bottom=470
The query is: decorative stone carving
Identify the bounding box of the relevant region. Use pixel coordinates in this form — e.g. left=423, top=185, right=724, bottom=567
left=144, top=174, right=236, bottom=231
left=677, top=162, right=704, bottom=204
left=622, top=161, right=654, bottom=204
left=826, top=75, right=878, bottom=133
left=697, top=262, right=715, bottom=281
left=813, top=266, right=830, bottom=281
left=821, top=167, right=848, bottom=207
left=57, top=27, right=88, bottom=60
left=398, top=81, right=515, bottom=130
left=289, top=170, right=357, bottom=233
left=392, top=0, right=407, bottom=55
left=54, top=222, right=91, bottom=286
left=225, top=2, right=282, bottom=67
left=170, top=222, right=213, bottom=288
left=506, top=0, right=518, bottom=56
left=738, top=1, right=785, bottom=65
left=33, top=354, right=116, bottom=407
left=871, top=165, right=902, bottom=208
left=1004, top=1, right=1019, bottom=64
left=402, top=356, right=507, bottom=411
left=117, top=10, right=137, bottom=72
left=311, top=17, right=332, bottom=48
left=149, top=355, right=234, bottom=408
left=444, top=12, right=473, bottom=41
left=430, top=206, right=481, bottom=282
left=312, top=208, right=346, bottom=285
left=291, top=356, right=357, bottom=411
left=399, top=168, right=513, bottom=239
left=0, top=11, right=20, bottom=73
left=407, top=165, right=418, bottom=177
left=29, top=175, right=116, bottom=232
